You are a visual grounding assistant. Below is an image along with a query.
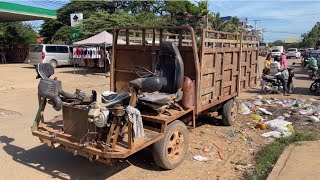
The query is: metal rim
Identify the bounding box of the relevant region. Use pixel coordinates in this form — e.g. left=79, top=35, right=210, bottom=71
left=311, top=82, right=320, bottom=92
left=166, top=131, right=184, bottom=162
left=231, top=101, right=237, bottom=121
left=50, top=60, right=57, bottom=68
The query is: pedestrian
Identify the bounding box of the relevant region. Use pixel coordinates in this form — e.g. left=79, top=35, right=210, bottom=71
left=0, top=50, right=6, bottom=64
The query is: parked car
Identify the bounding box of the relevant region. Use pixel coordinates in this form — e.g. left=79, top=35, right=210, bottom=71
left=271, top=49, right=281, bottom=57
left=286, top=48, right=301, bottom=59
left=27, top=44, right=73, bottom=68
left=300, top=48, right=307, bottom=56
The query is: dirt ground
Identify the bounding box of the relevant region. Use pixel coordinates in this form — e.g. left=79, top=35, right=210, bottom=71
left=0, top=58, right=319, bottom=180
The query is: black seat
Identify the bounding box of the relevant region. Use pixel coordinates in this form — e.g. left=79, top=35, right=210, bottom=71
left=130, top=42, right=184, bottom=106
left=156, top=41, right=184, bottom=94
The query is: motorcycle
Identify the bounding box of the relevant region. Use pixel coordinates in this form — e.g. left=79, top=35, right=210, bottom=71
left=308, top=65, right=318, bottom=79
left=261, top=68, right=294, bottom=94
left=310, top=78, right=320, bottom=92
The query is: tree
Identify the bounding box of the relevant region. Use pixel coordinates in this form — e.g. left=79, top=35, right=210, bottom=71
left=301, top=22, right=320, bottom=48
left=40, top=1, right=116, bottom=42
left=53, top=26, right=71, bottom=44
left=0, top=22, right=37, bottom=44
left=39, top=19, right=62, bottom=43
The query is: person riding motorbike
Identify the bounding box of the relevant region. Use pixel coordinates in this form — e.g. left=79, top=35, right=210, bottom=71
left=263, top=53, right=272, bottom=74
left=308, top=57, right=318, bottom=78
left=269, top=56, right=290, bottom=96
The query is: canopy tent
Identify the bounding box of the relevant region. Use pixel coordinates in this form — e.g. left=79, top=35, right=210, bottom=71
left=73, top=31, right=126, bottom=46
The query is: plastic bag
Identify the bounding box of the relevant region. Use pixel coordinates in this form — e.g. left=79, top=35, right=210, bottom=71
left=261, top=131, right=292, bottom=138
left=239, top=103, right=251, bottom=115
left=308, top=116, right=320, bottom=122
left=193, top=155, right=209, bottom=162
left=258, top=108, right=273, bottom=115
left=266, top=119, right=292, bottom=132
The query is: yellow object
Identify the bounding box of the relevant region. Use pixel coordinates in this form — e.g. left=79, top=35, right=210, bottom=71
left=251, top=114, right=262, bottom=121
left=256, top=122, right=267, bottom=130
left=286, top=124, right=295, bottom=133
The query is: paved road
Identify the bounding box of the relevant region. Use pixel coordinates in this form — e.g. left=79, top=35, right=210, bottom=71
left=268, top=141, right=320, bottom=180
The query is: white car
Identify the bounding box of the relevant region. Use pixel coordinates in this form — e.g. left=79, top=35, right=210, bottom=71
left=27, top=44, right=72, bottom=68
left=286, top=48, right=301, bottom=59
left=271, top=49, right=281, bottom=57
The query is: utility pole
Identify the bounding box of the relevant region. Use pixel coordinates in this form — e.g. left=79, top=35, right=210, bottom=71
left=253, top=19, right=260, bottom=31
left=206, top=0, right=208, bottom=29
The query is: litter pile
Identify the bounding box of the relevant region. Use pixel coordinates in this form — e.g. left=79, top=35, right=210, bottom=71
left=239, top=96, right=320, bottom=138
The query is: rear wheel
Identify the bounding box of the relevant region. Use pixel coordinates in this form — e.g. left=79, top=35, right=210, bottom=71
left=221, top=98, right=238, bottom=126
left=310, top=81, right=320, bottom=92
left=49, top=59, right=57, bottom=68
left=152, top=120, right=189, bottom=170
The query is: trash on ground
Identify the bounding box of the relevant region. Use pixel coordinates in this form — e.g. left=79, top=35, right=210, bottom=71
left=258, top=108, right=273, bottom=115
left=266, top=119, right=292, bottom=132
left=308, top=116, right=320, bottom=122
left=193, top=155, right=209, bottom=162
left=251, top=114, right=262, bottom=121
left=239, top=103, right=251, bottom=115
left=261, top=131, right=292, bottom=138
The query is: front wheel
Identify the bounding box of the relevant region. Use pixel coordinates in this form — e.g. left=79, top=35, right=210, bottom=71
left=152, top=120, right=189, bottom=170
left=49, top=60, right=58, bottom=69
left=221, top=98, right=238, bottom=126
left=310, top=81, right=320, bottom=92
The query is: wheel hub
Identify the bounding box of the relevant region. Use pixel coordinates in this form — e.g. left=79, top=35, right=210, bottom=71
left=167, top=131, right=184, bottom=162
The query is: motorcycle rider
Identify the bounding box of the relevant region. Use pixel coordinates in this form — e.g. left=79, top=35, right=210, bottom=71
left=270, top=55, right=290, bottom=96
left=263, top=53, right=272, bottom=74
left=309, top=57, right=318, bottom=78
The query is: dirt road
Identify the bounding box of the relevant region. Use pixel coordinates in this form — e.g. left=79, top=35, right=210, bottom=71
left=0, top=58, right=317, bottom=180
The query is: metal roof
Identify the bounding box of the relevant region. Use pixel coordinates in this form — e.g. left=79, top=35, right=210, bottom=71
left=0, top=2, right=56, bottom=21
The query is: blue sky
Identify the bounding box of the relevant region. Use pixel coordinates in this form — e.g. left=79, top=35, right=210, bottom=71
left=2, top=0, right=320, bottom=42
left=210, top=0, right=320, bottom=42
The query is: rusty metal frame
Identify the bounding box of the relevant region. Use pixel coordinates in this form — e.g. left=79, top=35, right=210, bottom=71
left=32, top=26, right=258, bottom=165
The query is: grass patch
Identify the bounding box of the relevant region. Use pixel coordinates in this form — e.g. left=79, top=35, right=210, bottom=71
left=246, top=133, right=318, bottom=180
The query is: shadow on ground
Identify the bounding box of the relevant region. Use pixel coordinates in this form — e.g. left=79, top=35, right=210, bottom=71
left=0, top=136, right=163, bottom=180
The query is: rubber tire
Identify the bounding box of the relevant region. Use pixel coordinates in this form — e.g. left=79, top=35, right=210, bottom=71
left=310, top=81, right=320, bottom=92
left=152, top=120, right=189, bottom=170
left=288, top=83, right=294, bottom=94
left=221, top=98, right=238, bottom=126
left=49, top=59, right=58, bottom=69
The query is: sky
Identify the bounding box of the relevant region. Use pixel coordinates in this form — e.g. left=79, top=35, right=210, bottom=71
left=2, top=0, right=320, bottom=43
left=209, top=0, right=320, bottom=42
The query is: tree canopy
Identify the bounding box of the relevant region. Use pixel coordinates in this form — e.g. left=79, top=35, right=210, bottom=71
left=301, top=22, right=320, bottom=48
left=39, top=0, right=242, bottom=44
left=0, top=22, right=37, bottom=44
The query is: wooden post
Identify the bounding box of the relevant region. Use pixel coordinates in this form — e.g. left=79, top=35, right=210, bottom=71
left=126, top=29, right=129, bottom=45
left=142, top=29, right=146, bottom=46
left=159, top=29, right=163, bottom=44
left=178, top=30, right=182, bottom=46
left=237, top=32, right=244, bottom=94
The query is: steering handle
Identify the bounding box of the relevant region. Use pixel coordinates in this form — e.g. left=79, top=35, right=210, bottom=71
left=133, top=66, right=157, bottom=78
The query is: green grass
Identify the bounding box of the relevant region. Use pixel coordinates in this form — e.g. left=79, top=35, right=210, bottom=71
left=246, top=133, right=318, bottom=180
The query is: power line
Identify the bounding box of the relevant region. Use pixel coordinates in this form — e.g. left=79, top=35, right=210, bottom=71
left=266, top=31, right=304, bottom=35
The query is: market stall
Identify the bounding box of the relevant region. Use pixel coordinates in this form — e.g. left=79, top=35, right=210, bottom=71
left=72, top=31, right=125, bottom=73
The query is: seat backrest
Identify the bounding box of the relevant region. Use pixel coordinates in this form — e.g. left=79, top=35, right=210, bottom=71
left=36, top=63, right=54, bottom=79
left=156, top=42, right=184, bottom=94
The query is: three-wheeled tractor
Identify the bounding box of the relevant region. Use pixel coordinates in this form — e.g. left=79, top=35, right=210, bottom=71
left=32, top=26, right=259, bottom=169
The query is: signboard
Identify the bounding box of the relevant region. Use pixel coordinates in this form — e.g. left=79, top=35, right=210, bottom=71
left=71, top=27, right=80, bottom=40
left=70, top=13, right=83, bottom=27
